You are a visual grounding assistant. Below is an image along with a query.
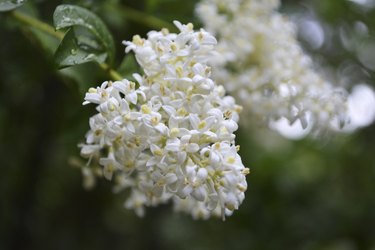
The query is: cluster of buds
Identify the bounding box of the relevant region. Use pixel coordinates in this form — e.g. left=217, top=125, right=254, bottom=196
left=79, top=21, right=249, bottom=220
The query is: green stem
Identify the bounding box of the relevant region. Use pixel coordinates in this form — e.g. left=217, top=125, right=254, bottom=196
left=10, top=10, right=123, bottom=81
left=11, top=10, right=64, bottom=40
left=121, top=5, right=177, bottom=32
left=99, top=63, right=123, bottom=81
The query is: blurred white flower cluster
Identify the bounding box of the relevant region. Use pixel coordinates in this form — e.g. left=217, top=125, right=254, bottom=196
left=196, top=0, right=349, bottom=133
left=79, top=21, right=249, bottom=220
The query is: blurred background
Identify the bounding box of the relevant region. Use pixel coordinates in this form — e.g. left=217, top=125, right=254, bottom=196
left=1, top=0, right=375, bottom=249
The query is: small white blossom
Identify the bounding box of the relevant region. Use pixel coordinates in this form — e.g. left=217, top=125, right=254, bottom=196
left=79, top=21, right=249, bottom=220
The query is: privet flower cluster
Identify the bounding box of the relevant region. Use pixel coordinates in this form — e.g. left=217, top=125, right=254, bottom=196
left=79, top=21, right=249, bottom=220
left=196, top=0, right=349, bottom=132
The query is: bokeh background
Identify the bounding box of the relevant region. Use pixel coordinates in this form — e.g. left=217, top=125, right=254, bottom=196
left=1, top=0, right=375, bottom=249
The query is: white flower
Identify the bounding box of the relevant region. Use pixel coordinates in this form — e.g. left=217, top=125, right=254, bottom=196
left=196, top=0, right=350, bottom=133
left=79, top=21, right=249, bottom=220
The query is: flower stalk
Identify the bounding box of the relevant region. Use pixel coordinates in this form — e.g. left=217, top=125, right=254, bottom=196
left=120, top=5, right=177, bottom=32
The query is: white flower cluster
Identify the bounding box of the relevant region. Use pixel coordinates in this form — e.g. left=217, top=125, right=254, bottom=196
left=196, top=0, right=349, bottom=132
left=79, top=21, right=249, bottom=220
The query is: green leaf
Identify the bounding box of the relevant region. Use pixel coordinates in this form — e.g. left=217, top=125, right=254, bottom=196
left=55, top=27, right=107, bottom=69
left=12, top=3, right=60, bottom=55
left=0, top=0, right=26, bottom=11
left=146, top=0, right=160, bottom=13
left=28, top=27, right=60, bottom=56
left=59, top=63, right=105, bottom=96
left=53, top=4, right=115, bottom=66
left=117, top=54, right=139, bottom=79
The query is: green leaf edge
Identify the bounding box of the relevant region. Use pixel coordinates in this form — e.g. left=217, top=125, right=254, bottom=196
left=0, top=0, right=26, bottom=12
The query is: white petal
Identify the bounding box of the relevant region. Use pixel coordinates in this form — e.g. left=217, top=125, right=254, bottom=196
left=165, top=173, right=178, bottom=184
left=177, top=185, right=192, bottom=199
left=162, top=105, right=176, bottom=116
left=177, top=151, right=187, bottom=164
left=189, top=114, right=200, bottom=130
left=103, top=165, right=113, bottom=180
left=186, top=143, right=200, bottom=153
left=197, top=168, right=208, bottom=181
left=126, top=91, right=138, bottom=105
left=84, top=93, right=101, bottom=104
left=165, top=139, right=180, bottom=151
left=192, top=186, right=206, bottom=202
left=113, top=80, right=129, bottom=94
left=223, top=120, right=238, bottom=133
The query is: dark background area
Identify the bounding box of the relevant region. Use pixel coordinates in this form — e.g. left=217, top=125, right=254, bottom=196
left=1, top=0, right=375, bottom=249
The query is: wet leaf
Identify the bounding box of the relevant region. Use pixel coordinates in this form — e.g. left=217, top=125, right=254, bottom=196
left=54, top=27, right=106, bottom=69
left=0, top=0, right=26, bottom=11
left=53, top=4, right=115, bottom=67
